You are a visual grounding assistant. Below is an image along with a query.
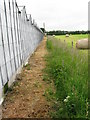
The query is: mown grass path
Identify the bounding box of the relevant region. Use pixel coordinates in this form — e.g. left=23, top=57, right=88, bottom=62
left=2, top=37, right=53, bottom=118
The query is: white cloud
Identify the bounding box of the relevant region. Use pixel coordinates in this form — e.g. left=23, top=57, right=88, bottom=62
left=17, top=0, right=89, bottom=31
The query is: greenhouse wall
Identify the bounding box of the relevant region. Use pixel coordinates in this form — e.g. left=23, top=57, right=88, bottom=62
left=0, top=0, right=44, bottom=104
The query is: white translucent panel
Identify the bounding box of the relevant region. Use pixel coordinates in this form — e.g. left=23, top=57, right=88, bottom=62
left=0, top=0, right=5, bottom=11
left=10, top=9, right=14, bottom=27
left=0, top=46, right=5, bottom=65
left=8, top=28, right=12, bottom=44
left=18, top=54, right=21, bottom=66
left=0, top=73, right=3, bottom=103
left=1, top=65, right=7, bottom=85
left=7, top=61, right=12, bottom=79
left=7, top=13, right=11, bottom=28
left=4, top=44, right=10, bottom=62
left=9, top=44, right=14, bottom=59
left=14, top=14, right=17, bottom=30
left=0, top=11, right=6, bottom=27
left=2, top=26, right=8, bottom=45
left=19, top=41, right=21, bottom=53
left=14, top=43, right=17, bottom=56
left=0, top=26, right=2, bottom=46
left=16, top=43, right=19, bottom=55
left=11, top=13, right=14, bottom=29
left=15, top=55, right=18, bottom=68
left=18, top=54, right=20, bottom=66
left=0, top=73, right=3, bottom=88
left=13, top=1, right=16, bottom=13
left=12, top=29, right=16, bottom=43
left=11, top=58, right=15, bottom=73
left=5, top=0, right=9, bottom=13
left=15, top=31, right=18, bottom=44
left=19, top=42, right=22, bottom=59
left=9, top=0, right=13, bottom=3
left=18, top=51, right=20, bottom=64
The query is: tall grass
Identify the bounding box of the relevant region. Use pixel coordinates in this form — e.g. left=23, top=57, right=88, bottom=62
left=45, top=36, right=88, bottom=118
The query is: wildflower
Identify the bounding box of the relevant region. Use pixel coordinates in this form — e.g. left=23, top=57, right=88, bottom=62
left=64, top=99, right=68, bottom=102
left=66, top=96, right=70, bottom=99
left=24, top=61, right=28, bottom=66
left=87, top=102, right=89, bottom=106
left=86, top=111, right=88, bottom=117
left=64, top=96, right=70, bottom=103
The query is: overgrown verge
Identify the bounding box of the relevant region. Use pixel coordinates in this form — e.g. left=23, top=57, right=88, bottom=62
left=44, top=36, right=88, bottom=118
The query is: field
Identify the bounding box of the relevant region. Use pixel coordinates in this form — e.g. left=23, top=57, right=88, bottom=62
left=44, top=35, right=88, bottom=118
left=55, top=34, right=88, bottom=48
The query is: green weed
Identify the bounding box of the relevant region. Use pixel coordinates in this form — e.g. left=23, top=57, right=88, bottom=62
left=45, top=36, right=88, bottom=118
left=23, top=63, right=30, bottom=70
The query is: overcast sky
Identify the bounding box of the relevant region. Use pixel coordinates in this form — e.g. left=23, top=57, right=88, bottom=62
left=17, top=0, right=89, bottom=31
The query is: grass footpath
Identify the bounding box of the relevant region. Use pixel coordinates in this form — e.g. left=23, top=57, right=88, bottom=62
left=44, top=36, right=88, bottom=118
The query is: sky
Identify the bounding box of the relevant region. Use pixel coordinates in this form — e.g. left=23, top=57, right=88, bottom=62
left=17, top=0, right=89, bottom=31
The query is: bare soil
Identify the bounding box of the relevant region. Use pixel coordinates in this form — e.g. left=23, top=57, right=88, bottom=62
left=2, top=37, right=54, bottom=118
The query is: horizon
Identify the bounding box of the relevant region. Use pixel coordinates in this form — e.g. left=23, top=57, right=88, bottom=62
left=46, top=30, right=88, bottom=32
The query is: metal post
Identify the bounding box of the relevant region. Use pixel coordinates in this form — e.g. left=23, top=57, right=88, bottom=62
left=72, top=41, right=73, bottom=48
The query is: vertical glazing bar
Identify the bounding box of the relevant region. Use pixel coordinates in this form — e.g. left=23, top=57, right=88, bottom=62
left=15, top=2, right=22, bottom=66
left=4, top=0, right=13, bottom=77
left=0, top=66, right=4, bottom=86
left=0, top=13, right=9, bottom=82
left=9, top=1, right=17, bottom=71
left=18, top=13, right=23, bottom=65
left=12, top=0, right=19, bottom=69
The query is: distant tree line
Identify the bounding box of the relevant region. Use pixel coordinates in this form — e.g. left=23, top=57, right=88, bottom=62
left=46, top=30, right=88, bottom=35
